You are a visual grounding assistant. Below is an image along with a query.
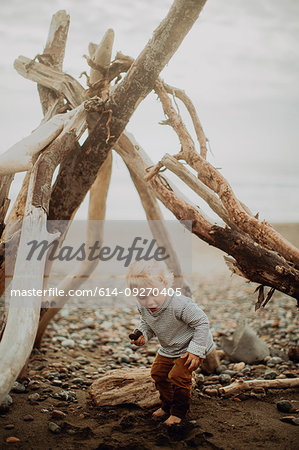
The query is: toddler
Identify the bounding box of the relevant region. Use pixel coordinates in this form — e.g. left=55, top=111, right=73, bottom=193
left=126, top=259, right=215, bottom=425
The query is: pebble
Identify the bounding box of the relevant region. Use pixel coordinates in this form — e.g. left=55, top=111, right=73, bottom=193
left=233, top=362, right=245, bottom=372
left=23, top=414, right=34, bottom=421
left=215, top=365, right=227, bottom=375
left=219, top=374, right=231, bottom=385
left=72, top=378, right=85, bottom=385
left=3, top=395, right=13, bottom=406
left=276, top=400, right=293, bottom=413
left=264, top=369, right=278, bottom=380
left=53, top=390, right=77, bottom=402
left=51, top=409, right=67, bottom=419
left=12, top=381, right=26, bottom=393
left=48, top=422, right=62, bottom=434
left=61, top=339, right=75, bottom=348
left=6, top=437, right=20, bottom=443
left=28, top=380, right=41, bottom=390
left=28, top=393, right=40, bottom=402
left=268, top=357, right=283, bottom=365
left=51, top=379, right=63, bottom=386
left=4, top=424, right=15, bottom=430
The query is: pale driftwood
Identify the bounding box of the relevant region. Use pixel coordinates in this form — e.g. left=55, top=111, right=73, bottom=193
left=116, top=144, right=190, bottom=293
left=160, top=153, right=233, bottom=226
left=0, top=105, right=86, bottom=176
left=219, top=378, right=299, bottom=397
left=48, top=0, right=208, bottom=223
left=163, top=81, right=208, bottom=159
left=34, top=152, right=113, bottom=348
left=89, top=368, right=160, bottom=408
left=37, top=10, right=70, bottom=117
left=34, top=30, right=115, bottom=347
left=154, top=79, right=299, bottom=268
left=0, top=177, right=59, bottom=402
left=14, top=55, right=84, bottom=109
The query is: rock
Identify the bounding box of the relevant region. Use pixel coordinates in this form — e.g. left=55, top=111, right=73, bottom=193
left=292, top=418, right=299, bottom=426
left=12, top=381, right=26, bottom=393
left=3, top=394, right=13, bottom=406
left=280, top=416, right=296, bottom=424
left=219, top=374, right=231, bottom=385
left=233, top=362, right=245, bottom=372
left=6, top=437, right=20, bottom=443
left=83, top=317, right=94, bottom=327
left=61, top=339, right=75, bottom=348
left=53, top=390, right=77, bottom=402
left=264, top=369, right=278, bottom=380
left=203, top=387, right=218, bottom=397
left=28, top=380, right=41, bottom=390
left=48, top=422, right=62, bottom=434
left=51, top=379, right=63, bottom=386
left=223, top=370, right=237, bottom=377
left=4, top=424, right=15, bottom=430
left=28, top=393, right=40, bottom=402
left=215, top=365, right=226, bottom=375
left=220, top=319, right=269, bottom=363
left=277, top=400, right=293, bottom=413
left=89, top=368, right=159, bottom=408
left=268, top=357, right=283, bottom=365
left=51, top=409, right=67, bottom=419
left=72, top=377, right=85, bottom=385
left=118, top=354, right=130, bottom=364
left=23, top=415, right=34, bottom=421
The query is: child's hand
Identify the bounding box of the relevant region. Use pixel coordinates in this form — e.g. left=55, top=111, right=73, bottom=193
left=180, top=351, right=202, bottom=371
left=131, top=335, right=146, bottom=346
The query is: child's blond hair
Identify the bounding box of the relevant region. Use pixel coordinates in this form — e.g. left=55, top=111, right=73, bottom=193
left=126, top=260, right=174, bottom=290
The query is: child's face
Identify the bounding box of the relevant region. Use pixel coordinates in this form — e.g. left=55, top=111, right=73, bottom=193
left=135, top=280, right=168, bottom=312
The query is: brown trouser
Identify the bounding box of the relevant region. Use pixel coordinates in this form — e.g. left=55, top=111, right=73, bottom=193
left=151, top=353, right=193, bottom=419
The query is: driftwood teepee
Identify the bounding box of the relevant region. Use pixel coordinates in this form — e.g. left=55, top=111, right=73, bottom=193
left=0, top=0, right=298, bottom=402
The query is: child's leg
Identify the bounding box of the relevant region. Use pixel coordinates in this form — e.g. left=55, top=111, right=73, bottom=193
left=151, top=354, right=175, bottom=414
left=167, top=356, right=193, bottom=420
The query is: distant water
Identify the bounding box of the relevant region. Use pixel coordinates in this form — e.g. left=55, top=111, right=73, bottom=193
left=0, top=0, right=298, bottom=222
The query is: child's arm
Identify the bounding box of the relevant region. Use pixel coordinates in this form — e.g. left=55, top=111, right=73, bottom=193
left=179, top=302, right=210, bottom=358
left=137, top=305, right=155, bottom=343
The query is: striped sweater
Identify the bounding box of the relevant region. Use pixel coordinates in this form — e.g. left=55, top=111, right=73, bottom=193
left=137, top=294, right=214, bottom=358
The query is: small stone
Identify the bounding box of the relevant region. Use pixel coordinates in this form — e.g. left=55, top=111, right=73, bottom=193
left=61, top=339, right=75, bottom=348
left=23, top=414, right=34, bottom=421
left=12, top=381, right=26, bottom=393
left=28, top=393, right=40, bottom=402
left=268, top=357, right=283, bottom=365
left=280, top=415, right=296, bottom=424
left=51, top=409, right=67, bottom=419
left=223, top=370, right=237, bottom=377
left=51, top=379, right=63, bottom=386
left=48, top=421, right=62, bottom=434
left=219, top=373, right=231, bottom=385
left=4, top=424, right=15, bottom=430
left=264, top=369, right=277, bottom=380
left=6, top=437, right=20, bottom=443
left=196, top=374, right=205, bottom=385
left=277, top=400, right=293, bottom=413
left=4, top=395, right=13, bottom=406
left=292, top=418, right=299, bottom=426
left=72, top=377, right=84, bottom=385
left=118, top=354, right=130, bottom=364
left=83, top=317, right=94, bottom=327
left=215, top=365, right=227, bottom=375
left=233, top=362, right=245, bottom=372
left=28, top=380, right=41, bottom=390
left=204, top=387, right=218, bottom=396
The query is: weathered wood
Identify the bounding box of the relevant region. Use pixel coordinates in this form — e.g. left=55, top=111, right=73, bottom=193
left=0, top=108, right=84, bottom=175
left=116, top=142, right=190, bottom=294
left=154, top=79, right=299, bottom=268
left=219, top=378, right=299, bottom=397
left=37, top=10, right=70, bottom=117
left=48, top=0, right=208, bottom=223
left=89, top=368, right=160, bottom=408
left=14, top=56, right=85, bottom=109
left=160, top=153, right=233, bottom=226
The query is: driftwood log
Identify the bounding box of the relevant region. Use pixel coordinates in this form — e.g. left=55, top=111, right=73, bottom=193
left=0, top=0, right=298, bottom=402
left=219, top=378, right=299, bottom=397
